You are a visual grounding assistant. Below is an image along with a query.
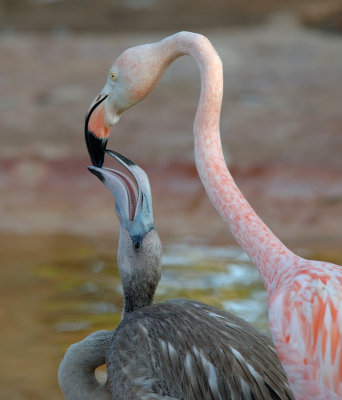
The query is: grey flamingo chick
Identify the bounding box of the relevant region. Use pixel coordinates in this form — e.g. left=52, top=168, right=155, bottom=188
left=58, top=150, right=294, bottom=400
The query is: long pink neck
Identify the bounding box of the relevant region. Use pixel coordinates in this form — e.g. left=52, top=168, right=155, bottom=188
left=159, top=32, right=297, bottom=294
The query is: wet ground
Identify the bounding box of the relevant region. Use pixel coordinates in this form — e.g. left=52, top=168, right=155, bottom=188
left=0, top=11, right=341, bottom=400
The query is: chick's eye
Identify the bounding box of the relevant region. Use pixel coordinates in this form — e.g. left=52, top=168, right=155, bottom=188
left=110, top=72, right=117, bottom=81
left=133, top=239, right=142, bottom=250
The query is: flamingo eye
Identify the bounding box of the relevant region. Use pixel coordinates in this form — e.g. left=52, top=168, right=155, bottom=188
left=110, top=72, right=117, bottom=81
left=133, top=239, right=142, bottom=250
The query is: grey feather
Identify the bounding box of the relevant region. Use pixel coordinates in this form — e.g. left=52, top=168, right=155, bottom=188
left=60, top=153, right=294, bottom=400
left=106, top=300, right=293, bottom=399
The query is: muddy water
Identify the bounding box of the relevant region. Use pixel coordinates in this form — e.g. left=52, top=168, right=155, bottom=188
left=2, top=233, right=341, bottom=399
left=1, top=233, right=270, bottom=399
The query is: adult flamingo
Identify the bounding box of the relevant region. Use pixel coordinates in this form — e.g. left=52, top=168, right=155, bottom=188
left=84, top=31, right=342, bottom=399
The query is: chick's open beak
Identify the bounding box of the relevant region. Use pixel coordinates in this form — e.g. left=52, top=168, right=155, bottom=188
left=88, top=150, right=155, bottom=240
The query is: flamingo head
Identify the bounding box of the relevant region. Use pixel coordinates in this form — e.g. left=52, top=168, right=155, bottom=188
left=85, top=41, right=170, bottom=167
left=88, top=149, right=162, bottom=304
left=88, top=149, right=155, bottom=244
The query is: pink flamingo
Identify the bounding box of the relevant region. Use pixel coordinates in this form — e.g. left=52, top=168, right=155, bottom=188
left=84, top=31, right=342, bottom=400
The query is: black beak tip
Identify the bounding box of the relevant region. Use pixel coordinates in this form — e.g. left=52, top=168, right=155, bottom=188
left=85, top=128, right=108, bottom=168
left=88, top=166, right=105, bottom=182
left=106, top=149, right=136, bottom=167
left=84, top=94, right=109, bottom=167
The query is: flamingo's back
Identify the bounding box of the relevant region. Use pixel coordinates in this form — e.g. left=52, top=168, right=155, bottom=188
left=269, top=259, right=342, bottom=400
left=107, top=299, right=294, bottom=400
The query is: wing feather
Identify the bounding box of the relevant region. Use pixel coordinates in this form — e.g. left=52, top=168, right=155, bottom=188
left=107, top=300, right=294, bottom=399
left=270, top=269, right=342, bottom=398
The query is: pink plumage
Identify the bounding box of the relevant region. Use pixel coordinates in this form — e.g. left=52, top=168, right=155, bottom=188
left=85, top=31, right=342, bottom=399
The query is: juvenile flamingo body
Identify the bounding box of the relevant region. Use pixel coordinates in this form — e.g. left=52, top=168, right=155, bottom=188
left=59, top=151, right=294, bottom=399
left=85, top=31, right=342, bottom=399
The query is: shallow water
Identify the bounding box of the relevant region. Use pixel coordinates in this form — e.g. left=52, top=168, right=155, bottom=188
left=0, top=233, right=270, bottom=399
left=3, top=233, right=340, bottom=399
left=50, top=241, right=269, bottom=339
left=0, top=234, right=342, bottom=400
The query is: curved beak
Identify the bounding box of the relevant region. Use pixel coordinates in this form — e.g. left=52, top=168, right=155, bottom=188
left=85, top=94, right=109, bottom=168
left=88, top=150, right=154, bottom=240
left=84, top=93, right=120, bottom=168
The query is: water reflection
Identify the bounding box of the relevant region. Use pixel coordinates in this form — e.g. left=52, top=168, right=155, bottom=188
left=159, top=244, right=268, bottom=329
left=0, top=233, right=269, bottom=399
left=51, top=241, right=269, bottom=338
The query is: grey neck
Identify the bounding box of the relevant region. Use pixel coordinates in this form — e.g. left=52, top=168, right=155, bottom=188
left=117, top=227, right=162, bottom=318
left=58, top=330, right=112, bottom=400
left=122, top=270, right=157, bottom=314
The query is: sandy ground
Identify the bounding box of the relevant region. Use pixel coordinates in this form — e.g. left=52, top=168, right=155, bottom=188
left=1, top=14, right=341, bottom=251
